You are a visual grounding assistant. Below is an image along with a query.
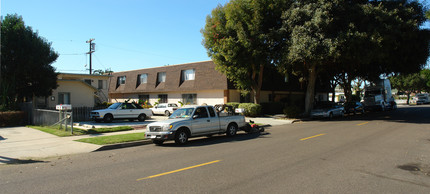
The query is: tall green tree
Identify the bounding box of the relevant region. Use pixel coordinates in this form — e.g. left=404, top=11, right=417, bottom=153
left=279, top=0, right=341, bottom=114
left=389, top=73, right=426, bottom=104
left=279, top=0, right=429, bottom=114
left=201, top=0, right=291, bottom=104
left=1, top=14, right=58, bottom=110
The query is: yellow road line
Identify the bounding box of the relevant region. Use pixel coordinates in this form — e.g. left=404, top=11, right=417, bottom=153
left=356, top=122, right=369, bottom=126
left=300, top=133, right=326, bottom=141
left=137, top=160, right=221, bottom=181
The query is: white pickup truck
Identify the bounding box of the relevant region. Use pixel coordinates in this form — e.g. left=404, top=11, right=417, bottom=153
left=146, top=105, right=247, bottom=145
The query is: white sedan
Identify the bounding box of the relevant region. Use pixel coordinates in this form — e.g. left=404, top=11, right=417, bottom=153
left=90, top=102, right=153, bottom=123
left=150, top=103, right=179, bottom=116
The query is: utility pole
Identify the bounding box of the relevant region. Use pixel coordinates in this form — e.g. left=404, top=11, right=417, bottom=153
left=86, top=38, right=95, bottom=74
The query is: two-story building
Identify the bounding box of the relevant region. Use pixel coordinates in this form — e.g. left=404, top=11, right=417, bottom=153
left=108, top=60, right=329, bottom=107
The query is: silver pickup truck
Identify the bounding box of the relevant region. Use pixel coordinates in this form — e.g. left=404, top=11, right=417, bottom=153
left=146, top=105, right=246, bottom=145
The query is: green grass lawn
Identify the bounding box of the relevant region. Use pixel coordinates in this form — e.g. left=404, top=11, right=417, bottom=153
left=75, top=132, right=146, bottom=145
left=28, top=125, right=134, bottom=137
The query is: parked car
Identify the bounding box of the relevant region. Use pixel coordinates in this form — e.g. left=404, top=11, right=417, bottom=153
left=343, top=101, right=365, bottom=115
left=150, top=103, right=179, bottom=116
left=415, top=93, right=429, bottom=105
left=146, top=105, right=247, bottom=145
left=310, top=102, right=344, bottom=120
left=90, top=102, right=153, bottom=123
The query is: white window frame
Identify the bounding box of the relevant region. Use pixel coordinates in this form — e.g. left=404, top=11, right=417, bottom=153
left=58, top=92, right=71, bottom=104
left=118, top=76, right=126, bottom=85
left=182, top=69, right=195, bottom=81
left=139, top=74, right=148, bottom=84
left=157, top=72, right=166, bottom=83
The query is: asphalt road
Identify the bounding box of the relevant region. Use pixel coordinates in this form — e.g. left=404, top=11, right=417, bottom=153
left=1, top=105, right=430, bottom=193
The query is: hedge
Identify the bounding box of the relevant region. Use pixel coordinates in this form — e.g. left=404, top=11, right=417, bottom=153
left=0, top=111, right=26, bottom=127
left=238, top=103, right=262, bottom=117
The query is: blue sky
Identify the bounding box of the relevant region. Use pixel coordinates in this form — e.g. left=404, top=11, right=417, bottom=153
left=2, top=0, right=429, bottom=73
left=2, top=0, right=229, bottom=73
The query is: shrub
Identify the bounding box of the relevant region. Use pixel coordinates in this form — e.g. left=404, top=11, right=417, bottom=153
left=283, top=105, right=302, bottom=118
left=95, top=102, right=113, bottom=109
left=0, top=111, right=25, bottom=127
left=226, top=102, right=240, bottom=109
left=238, top=103, right=262, bottom=117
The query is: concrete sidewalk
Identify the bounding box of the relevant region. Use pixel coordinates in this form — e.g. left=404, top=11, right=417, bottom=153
left=0, top=116, right=294, bottom=164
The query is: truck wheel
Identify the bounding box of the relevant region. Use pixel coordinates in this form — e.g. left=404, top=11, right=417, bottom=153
left=138, top=114, right=146, bottom=122
left=226, top=123, right=238, bottom=136
left=165, top=110, right=171, bottom=116
left=152, top=140, right=164, bottom=145
left=103, top=114, right=113, bottom=123
left=175, top=129, right=188, bottom=145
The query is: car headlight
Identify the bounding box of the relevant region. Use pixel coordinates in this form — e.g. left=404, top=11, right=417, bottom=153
left=163, top=124, right=173, bottom=131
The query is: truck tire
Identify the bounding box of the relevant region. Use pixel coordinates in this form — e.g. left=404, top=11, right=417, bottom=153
left=175, top=129, right=188, bottom=145
left=226, top=123, right=238, bottom=136
left=103, top=114, right=113, bottom=123
left=138, top=114, right=146, bottom=122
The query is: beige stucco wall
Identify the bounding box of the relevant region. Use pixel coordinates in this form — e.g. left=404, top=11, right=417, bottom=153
left=48, top=81, right=95, bottom=108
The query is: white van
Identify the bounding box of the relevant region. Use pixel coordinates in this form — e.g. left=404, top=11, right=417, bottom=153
left=416, top=93, right=429, bottom=104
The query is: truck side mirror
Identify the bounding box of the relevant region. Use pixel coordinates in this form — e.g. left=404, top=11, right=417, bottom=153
left=193, top=115, right=199, bottom=119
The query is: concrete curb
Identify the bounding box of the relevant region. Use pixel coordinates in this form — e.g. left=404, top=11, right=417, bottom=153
left=95, top=139, right=154, bottom=152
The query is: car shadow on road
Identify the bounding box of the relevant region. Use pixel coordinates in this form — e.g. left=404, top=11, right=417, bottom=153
left=159, top=131, right=272, bottom=148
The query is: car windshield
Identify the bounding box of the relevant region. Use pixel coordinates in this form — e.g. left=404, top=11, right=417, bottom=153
left=169, top=108, right=195, bottom=119
left=108, top=103, right=121, bottom=109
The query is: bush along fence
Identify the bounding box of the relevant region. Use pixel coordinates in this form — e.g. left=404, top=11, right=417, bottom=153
left=0, top=111, right=26, bottom=127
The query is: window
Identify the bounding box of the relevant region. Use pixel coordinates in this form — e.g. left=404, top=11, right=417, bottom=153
left=168, top=104, right=178, bottom=107
left=98, top=80, right=104, bottom=89
left=158, top=94, right=168, bottom=103
left=138, top=95, right=149, bottom=104
left=182, top=94, right=197, bottom=105
left=118, top=76, right=126, bottom=85
left=58, top=93, right=71, bottom=104
left=194, top=107, right=208, bottom=118
left=208, top=107, right=216, bottom=117
left=138, top=74, right=148, bottom=84
left=157, top=72, right=166, bottom=83
left=181, top=69, right=195, bottom=81
left=84, top=79, right=92, bottom=85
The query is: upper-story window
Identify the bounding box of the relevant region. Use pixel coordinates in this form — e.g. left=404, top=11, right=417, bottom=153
left=138, top=74, right=148, bottom=84
left=181, top=69, right=195, bottom=81
left=118, top=76, right=126, bottom=85
left=157, top=72, right=166, bottom=83
left=98, top=80, right=104, bottom=89
left=84, top=79, right=92, bottom=85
